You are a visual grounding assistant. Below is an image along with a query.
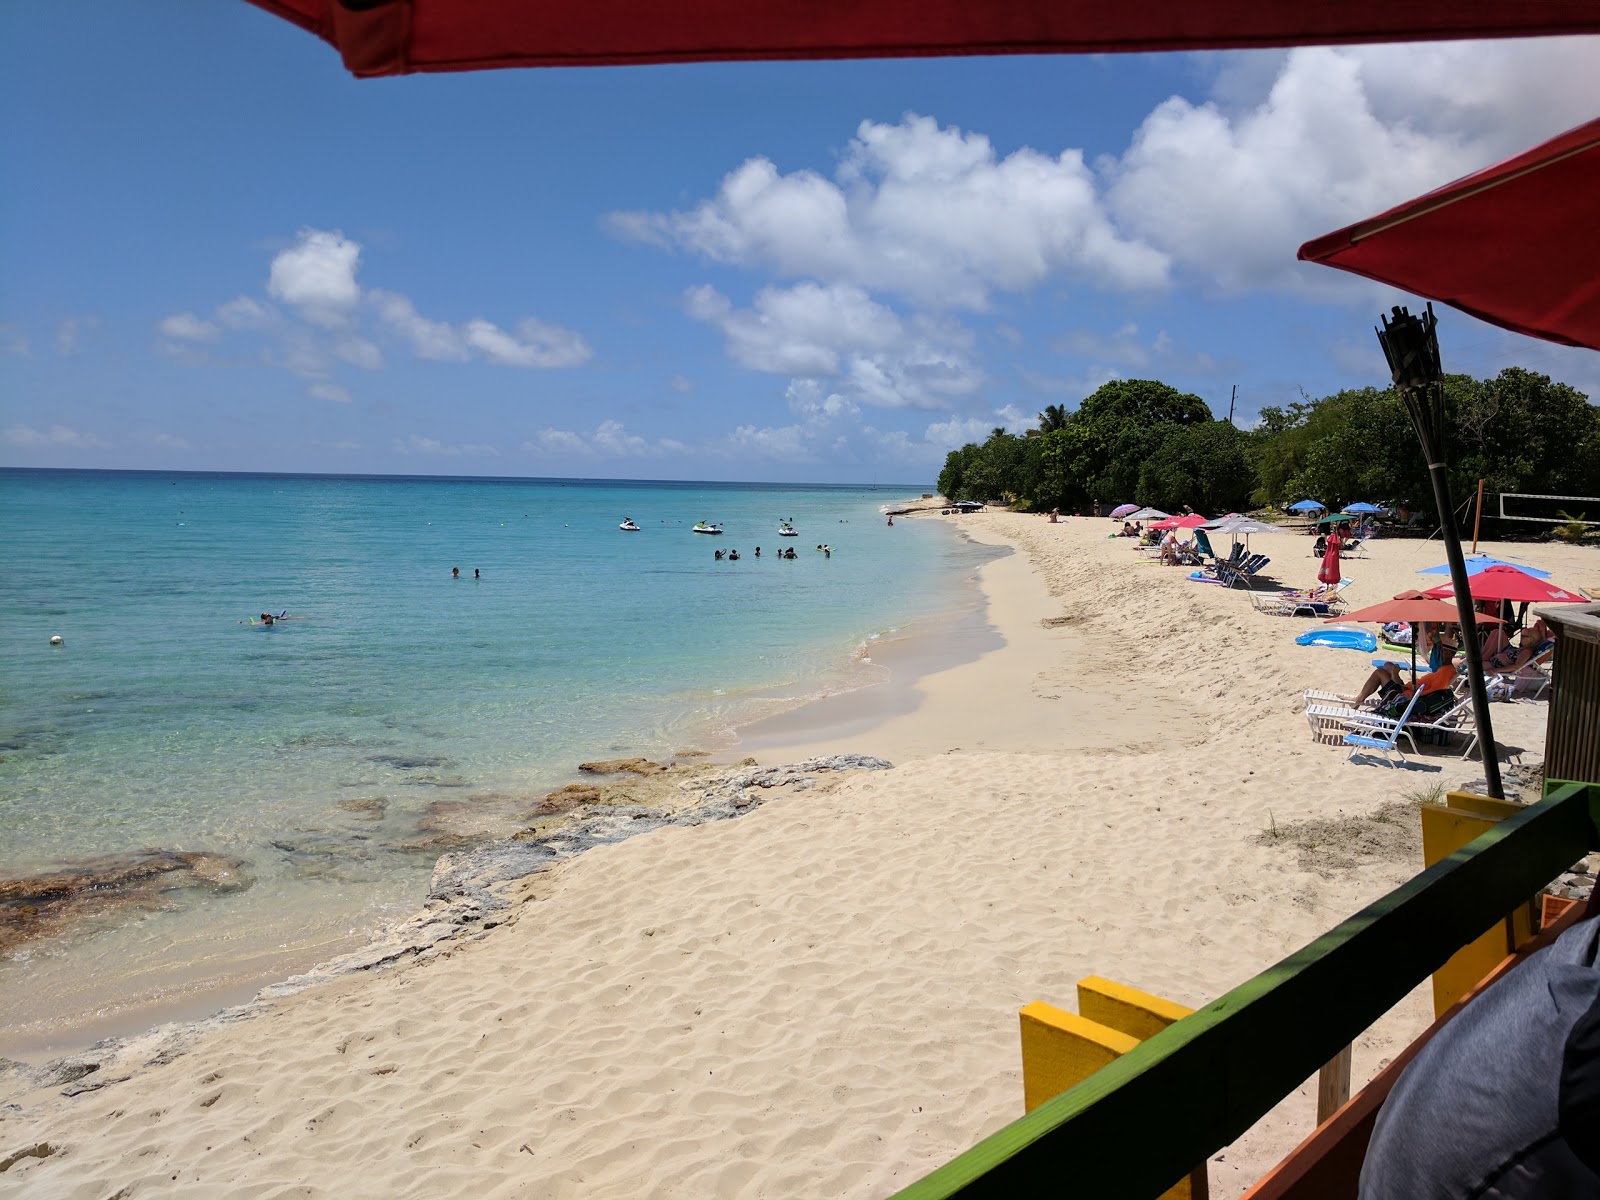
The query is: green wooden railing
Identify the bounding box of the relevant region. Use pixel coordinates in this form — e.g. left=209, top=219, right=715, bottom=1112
left=893, top=780, right=1600, bottom=1199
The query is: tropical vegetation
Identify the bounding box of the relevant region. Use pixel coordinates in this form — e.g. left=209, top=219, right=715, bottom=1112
left=936, top=369, right=1600, bottom=531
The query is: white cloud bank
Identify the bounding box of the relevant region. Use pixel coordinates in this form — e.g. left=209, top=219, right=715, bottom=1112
left=159, top=228, right=593, bottom=385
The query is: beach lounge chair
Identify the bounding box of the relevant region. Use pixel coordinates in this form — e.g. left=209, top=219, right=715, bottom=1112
left=1343, top=688, right=1427, bottom=767
left=1308, top=694, right=1470, bottom=753
left=1217, top=554, right=1271, bottom=589
left=1251, top=579, right=1351, bottom=616
left=1487, top=645, right=1555, bottom=702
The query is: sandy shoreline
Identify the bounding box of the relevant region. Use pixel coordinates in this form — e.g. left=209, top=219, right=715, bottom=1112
left=3, top=513, right=1595, bottom=1197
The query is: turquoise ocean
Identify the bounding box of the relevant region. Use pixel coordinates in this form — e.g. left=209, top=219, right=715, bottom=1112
left=0, top=469, right=995, bottom=1050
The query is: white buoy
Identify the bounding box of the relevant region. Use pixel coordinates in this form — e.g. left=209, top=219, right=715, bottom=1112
left=50, top=635, right=63, bottom=645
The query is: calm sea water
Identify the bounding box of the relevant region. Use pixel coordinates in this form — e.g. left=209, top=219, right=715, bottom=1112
left=0, top=469, right=993, bottom=1047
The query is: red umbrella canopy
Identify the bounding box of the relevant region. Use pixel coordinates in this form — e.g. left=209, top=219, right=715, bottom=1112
left=1150, top=513, right=1209, bottom=530
left=1299, top=117, right=1600, bottom=351
left=245, top=1, right=1600, bottom=78
left=1422, top=565, right=1587, bottom=604
left=1340, top=598, right=1502, bottom=625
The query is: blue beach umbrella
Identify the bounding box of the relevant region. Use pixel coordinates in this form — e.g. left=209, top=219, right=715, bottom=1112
left=1287, top=499, right=1324, bottom=512
left=1344, top=501, right=1384, bottom=514
left=1418, top=554, right=1552, bottom=579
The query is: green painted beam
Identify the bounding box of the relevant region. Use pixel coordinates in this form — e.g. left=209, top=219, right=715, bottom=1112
left=893, top=780, right=1598, bottom=1199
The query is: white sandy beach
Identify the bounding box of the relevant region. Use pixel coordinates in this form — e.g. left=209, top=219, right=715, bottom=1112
left=3, top=513, right=1596, bottom=1198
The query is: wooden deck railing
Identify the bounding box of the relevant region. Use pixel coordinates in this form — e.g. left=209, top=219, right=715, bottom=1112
left=891, top=779, right=1599, bottom=1199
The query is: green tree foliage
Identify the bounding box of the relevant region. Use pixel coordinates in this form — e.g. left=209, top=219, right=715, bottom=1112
left=1137, top=421, right=1255, bottom=515
left=934, top=368, right=1597, bottom=521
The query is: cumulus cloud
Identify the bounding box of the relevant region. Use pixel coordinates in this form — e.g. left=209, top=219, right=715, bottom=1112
left=268, top=229, right=362, bottom=327
left=159, top=313, right=218, bottom=342
left=686, top=282, right=984, bottom=411
left=2, top=424, right=110, bottom=449
left=463, top=317, right=592, bottom=368
left=370, top=289, right=468, bottom=361
left=613, top=113, right=1169, bottom=309
left=161, top=229, right=593, bottom=391
left=1104, top=38, right=1600, bottom=292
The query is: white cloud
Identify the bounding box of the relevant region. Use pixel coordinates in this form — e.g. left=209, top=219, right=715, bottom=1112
left=2, top=424, right=110, bottom=449
left=667, top=374, right=694, bottom=393
left=463, top=317, right=592, bottom=368
left=267, top=229, right=362, bottom=327
left=923, top=415, right=1001, bottom=450
left=1104, top=38, right=1600, bottom=293
left=313, top=439, right=362, bottom=452
left=1, top=325, right=29, bottom=356
left=309, top=382, right=353, bottom=404
left=614, top=113, right=1169, bottom=309
left=395, top=435, right=500, bottom=457
left=686, top=283, right=984, bottom=411
left=131, top=431, right=192, bottom=450
left=216, top=295, right=272, bottom=330
left=159, top=313, right=219, bottom=342
left=522, top=420, right=686, bottom=459
left=370, top=289, right=469, bottom=361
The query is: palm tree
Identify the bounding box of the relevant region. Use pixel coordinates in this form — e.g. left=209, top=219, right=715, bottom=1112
left=1037, top=404, right=1069, bottom=433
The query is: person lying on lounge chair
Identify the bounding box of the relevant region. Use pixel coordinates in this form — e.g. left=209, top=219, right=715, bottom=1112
left=1344, top=629, right=1458, bottom=709
left=1346, top=660, right=1458, bottom=719
left=1486, top=619, right=1553, bottom=673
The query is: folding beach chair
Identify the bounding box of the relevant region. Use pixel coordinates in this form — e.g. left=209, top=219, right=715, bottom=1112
left=1343, top=688, right=1427, bottom=767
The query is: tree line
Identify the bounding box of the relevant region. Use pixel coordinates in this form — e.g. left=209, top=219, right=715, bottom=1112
left=936, top=369, right=1600, bottom=524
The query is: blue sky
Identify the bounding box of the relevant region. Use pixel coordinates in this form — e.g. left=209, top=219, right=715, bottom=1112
left=2, top=7, right=1597, bottom=483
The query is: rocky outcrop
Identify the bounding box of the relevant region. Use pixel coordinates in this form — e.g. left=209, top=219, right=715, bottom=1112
left=0, top=851, right=253, bottom=959
left=577, top=757, right=668, bottom=776
left=1, top=756, right=895, bottom=1110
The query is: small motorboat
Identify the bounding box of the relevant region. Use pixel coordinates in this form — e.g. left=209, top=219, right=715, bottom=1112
left=692, top=521, right=724, bottom=535
left=777, top=522, right=798, bottom=536
left=619, top=518, right=641, bottom=531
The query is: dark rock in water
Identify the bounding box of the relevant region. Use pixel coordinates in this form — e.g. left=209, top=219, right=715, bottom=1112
left=577, top=757, right=667, bottom=776
left=0, top=850, right=254, bottom=958
left=368, top=753, right=450, bottom=770
left=335, top=796, right=389, bottom=820
left=535, top=783, right=603, bottom=813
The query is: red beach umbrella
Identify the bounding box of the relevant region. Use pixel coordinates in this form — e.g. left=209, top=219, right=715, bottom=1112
left=243, top=2, right=1600, bottom=78
left=1340, top=596, right=1502, bottom=684
left=1422, top=564, right=1587, bottom=604
left=1340, top=598, right=1502, bottom=626
left=1317, top=532, right=1342, bottom=588
left=1298, top=117, right=1600, bottom=350
left=1150, top=514, right=1209, bottom=530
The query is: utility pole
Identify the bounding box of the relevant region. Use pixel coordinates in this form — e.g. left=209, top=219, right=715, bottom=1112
left=1227, top=384, right=1237, bottom=425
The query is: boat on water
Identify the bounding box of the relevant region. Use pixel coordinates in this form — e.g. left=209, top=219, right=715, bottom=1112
left=619, top=518, right=641, bottom=531
left=692, top=521, right=724, bottom=535
left=777, top=522, right=798, bottom=536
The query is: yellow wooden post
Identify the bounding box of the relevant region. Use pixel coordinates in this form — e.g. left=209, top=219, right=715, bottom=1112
left=1021, top=991, right=1208, bottom=1199
left=1422, top=795, right=1538, bottom=1015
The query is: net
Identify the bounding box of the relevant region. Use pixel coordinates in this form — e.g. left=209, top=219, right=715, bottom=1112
left=1496, top=492, right=1600, bottom=526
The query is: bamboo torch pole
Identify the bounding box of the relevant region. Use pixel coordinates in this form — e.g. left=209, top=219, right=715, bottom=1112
left=1472, top=478, right=1485, bottom=553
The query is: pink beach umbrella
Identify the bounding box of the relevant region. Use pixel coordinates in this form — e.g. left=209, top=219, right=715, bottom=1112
left=1151, top=513, right=1210, bottom=531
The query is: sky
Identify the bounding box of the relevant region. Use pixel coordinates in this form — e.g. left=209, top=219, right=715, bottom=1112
left=2, top=8, right=1597, bottom=484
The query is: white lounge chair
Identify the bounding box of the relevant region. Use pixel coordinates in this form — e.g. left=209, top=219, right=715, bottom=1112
left=1343, top=689, right=1428, bottom=767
